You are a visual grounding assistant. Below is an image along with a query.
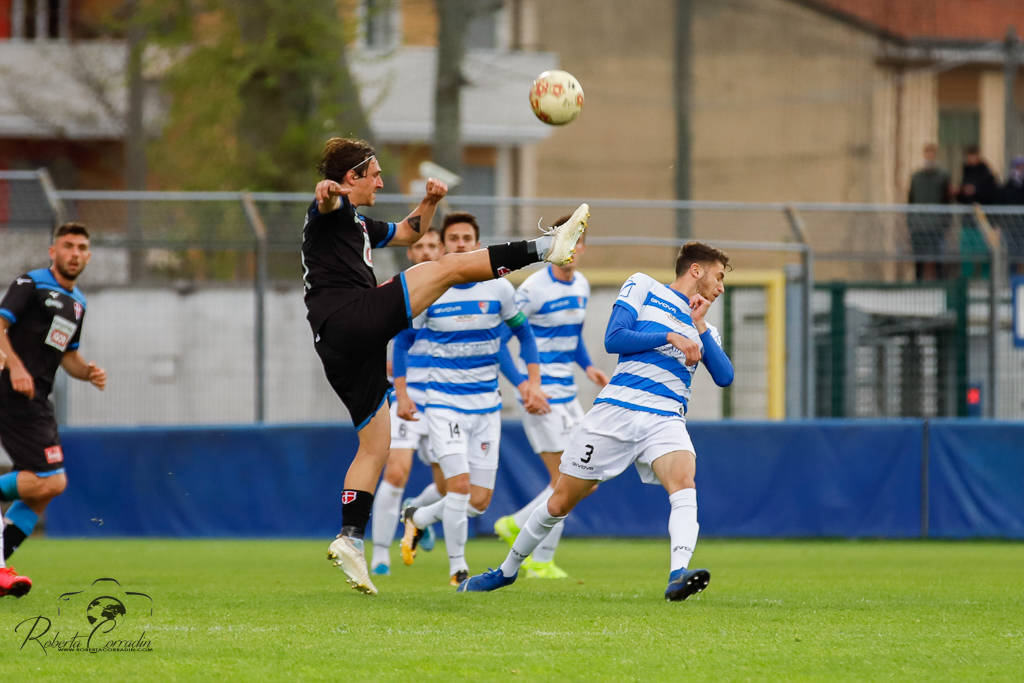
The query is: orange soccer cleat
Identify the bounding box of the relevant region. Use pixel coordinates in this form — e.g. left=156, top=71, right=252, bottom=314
left=0, top=566, right=32, bottom=598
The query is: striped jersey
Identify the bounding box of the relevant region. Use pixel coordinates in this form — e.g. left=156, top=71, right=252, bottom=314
left=401, top=331, right=432, bottom=411
left=595, top=272, right=722, bottom=417
left=413, top=279, right=520, bottom=414
left=514, top=266, right=590, bottom=404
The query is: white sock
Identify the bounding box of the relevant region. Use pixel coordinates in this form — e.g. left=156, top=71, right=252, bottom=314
left=513, top=486, right=553, bottom=528
left=532, top=519, right=564, bottom=563
left=668, top=488, right=699, bottom=571
left=370, top=481, right=404, bottom=567
left=412, top=497, right=446, bottom=528
left=468, top=505, right=485, bottom=518
left=442, top=492, right=470, bottom=574
left=408, top=482, right=441, bottom=508
left=533, top=235, right=554, bottom=260
left=500, top=503, right=565, bottom=577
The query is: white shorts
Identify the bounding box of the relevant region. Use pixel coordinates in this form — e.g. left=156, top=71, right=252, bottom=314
left=426, top=407, right=502, bottom=489
left=389, top=401, right=433, bottom=465
left=521, top=398, right=585, bottom=454
left=559, top=402, right=695, bottom=485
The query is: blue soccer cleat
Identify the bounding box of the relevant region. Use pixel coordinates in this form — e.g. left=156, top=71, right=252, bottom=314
left=371, top=563, right=390, bottom=576
left=457, top=567, right=517, bottom=592
left=664, top=567, right=710, bottom=601
left=420, top=524, right=436, bottom=552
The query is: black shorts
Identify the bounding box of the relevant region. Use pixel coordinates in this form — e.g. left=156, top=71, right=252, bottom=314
left=0, top=409, right=65, bottom=474
left=314, top=274, right=411, bottom=429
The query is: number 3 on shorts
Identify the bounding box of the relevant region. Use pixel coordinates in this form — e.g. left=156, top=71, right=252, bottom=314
left=581, top=443, right=594, bottom=464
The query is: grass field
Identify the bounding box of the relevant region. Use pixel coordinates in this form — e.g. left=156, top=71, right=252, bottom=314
left=1, top=537, right=1022, bottom=681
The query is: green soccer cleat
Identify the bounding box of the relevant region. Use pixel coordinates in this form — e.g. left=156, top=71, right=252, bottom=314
left=493, top=515, right=520, bottom=547
left=522, top=558, right=569, bottom=579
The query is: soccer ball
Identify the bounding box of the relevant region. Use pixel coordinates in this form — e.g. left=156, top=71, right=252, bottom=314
left=529, top=70, right=584, bottom=125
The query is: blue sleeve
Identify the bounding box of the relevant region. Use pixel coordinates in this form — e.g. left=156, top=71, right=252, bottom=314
left=700, top=329, right=734, bottom=387
left=392, top=328, right=416, bottom=378
left=510, top=321, right=539, bottom=366
left=604, top=303, right=669, bottom=354
left=574, top=337, right=593, bottom=370
left=498, top=338, right=527, bottom=386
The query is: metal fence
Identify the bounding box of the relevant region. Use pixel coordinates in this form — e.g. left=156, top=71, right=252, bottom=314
left=2, top=170, right=1022, bottom=425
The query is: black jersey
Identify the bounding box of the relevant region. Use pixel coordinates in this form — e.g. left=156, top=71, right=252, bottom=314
left=0, top=267, right=87, bottom=416
left=300, top=197, right=397, bottom=333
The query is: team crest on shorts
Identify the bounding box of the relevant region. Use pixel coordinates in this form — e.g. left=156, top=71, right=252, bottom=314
left=480, top=442, right=490, bottom=452
left=341, top=491, right=357, bottom=504
left=44, top=445, right=64, bottom=464
left=495, top=266, right=511, bottom=277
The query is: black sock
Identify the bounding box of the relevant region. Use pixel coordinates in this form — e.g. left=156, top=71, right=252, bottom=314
left=486, top=240, right=540, bottom=278
left=3, top=523, right=27, bottom=560
left=340, top=490, right=374, bottom=539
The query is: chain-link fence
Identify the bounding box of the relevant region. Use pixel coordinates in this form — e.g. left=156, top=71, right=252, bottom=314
left=3, top=171, right=1023, bottom=425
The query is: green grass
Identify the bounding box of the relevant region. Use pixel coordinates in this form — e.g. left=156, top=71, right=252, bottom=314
left=1, top=538, right=1023, bottom=681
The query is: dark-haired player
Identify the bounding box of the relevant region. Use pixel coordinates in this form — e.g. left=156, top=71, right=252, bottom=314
left=0, top=222, right=107, bottom=597
left=305, top=137, right=587, bottom=595
left=459, top=242, right=733, bottom=601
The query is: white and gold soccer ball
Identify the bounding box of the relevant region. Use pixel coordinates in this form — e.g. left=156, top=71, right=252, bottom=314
left=529, top=70, right=584, bottom=126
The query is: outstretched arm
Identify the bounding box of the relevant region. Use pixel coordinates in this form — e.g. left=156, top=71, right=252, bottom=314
left=389, top=179, right=449, bottom=246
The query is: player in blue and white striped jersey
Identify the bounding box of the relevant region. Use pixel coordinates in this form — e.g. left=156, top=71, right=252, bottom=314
left=493, top=226, right=608, bottom=579
left=369, top=229, right=444, bottom=576
left=401, top=213, right=544, bottom=586
left=460, top=242, right=734, bottom=601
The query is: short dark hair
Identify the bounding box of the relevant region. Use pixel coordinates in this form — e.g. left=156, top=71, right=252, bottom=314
left=317, top=137, right=377, bottom=182
left=674, top=241, right=730, bottom=276
left=53, top=221, right=90, bottom=241
left=442, top=212, right=480, bottom=242
left=965, top=144, right=980, bottom=156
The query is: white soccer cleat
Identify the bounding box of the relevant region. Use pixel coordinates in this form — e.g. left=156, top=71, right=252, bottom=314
left=542, top=203, right=589, bottom=265
left=327, top=535, right=378, bottom=596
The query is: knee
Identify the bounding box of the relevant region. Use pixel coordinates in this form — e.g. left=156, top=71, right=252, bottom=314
left=383, top=461, right=410, bottom=487
left=447, top=475, right=470, bottom=495
left=469, top=490, right=492, bottom=512
left=25, top=473, right=66, bottom=502
left=546, top=493, right=573, bottom=518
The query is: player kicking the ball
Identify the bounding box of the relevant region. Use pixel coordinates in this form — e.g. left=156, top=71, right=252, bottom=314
left=305, top=137, right=587, bottom=595
left=458, top=242, right=734, bottom=601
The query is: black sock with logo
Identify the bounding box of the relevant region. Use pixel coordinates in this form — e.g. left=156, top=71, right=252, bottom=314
left=3, top=523, right=27, bottom=560
left=486, top=240, right=541, bottom=278
left=339, top=490, right=374, bottom=539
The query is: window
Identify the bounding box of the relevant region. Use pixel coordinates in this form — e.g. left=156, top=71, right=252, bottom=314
left=361, top=0, right=399, bottom=50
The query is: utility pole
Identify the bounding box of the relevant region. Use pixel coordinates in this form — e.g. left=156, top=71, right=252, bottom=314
left=674, top=0, right=693, bottom=239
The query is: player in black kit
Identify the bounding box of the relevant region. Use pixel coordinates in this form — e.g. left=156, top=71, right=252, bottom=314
left=306, top=137, right=589, bottom=595
left=0, top=222, right=107, bottom=597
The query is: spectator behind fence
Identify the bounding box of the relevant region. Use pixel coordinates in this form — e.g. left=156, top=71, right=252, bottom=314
left=1001, top=156, right=1024, bottom=274
left=907, top=143, right=953, bottom=281
left=955, top=146, right=1000, bottom=279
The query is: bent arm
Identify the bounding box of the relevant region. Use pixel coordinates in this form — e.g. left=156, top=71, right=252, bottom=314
left=61, top=350, right=106, bottom=390
left=604, top=304, right=671, bottom=355
left=700, top=330, right=734, bottom=387
left=388, top=179, right=447, bottom=246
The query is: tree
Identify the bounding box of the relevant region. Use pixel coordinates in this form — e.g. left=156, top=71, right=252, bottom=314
left=432, top=0, right=501, bottom=181
left=149, top=0, right=373, bottom=191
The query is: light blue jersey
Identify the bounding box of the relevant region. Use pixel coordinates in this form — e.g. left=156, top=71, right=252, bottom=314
left=513, top=266, right=591, bottom=404
left=595, top=272, right=722, bottom=417
left=413, top=279, right=520, bottom=414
